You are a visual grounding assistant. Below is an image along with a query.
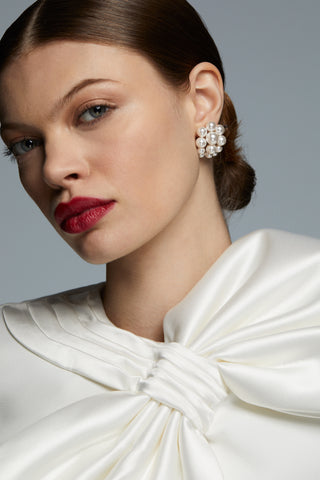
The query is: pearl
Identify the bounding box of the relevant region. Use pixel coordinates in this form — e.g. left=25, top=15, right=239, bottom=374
left=207, top=122, right=216, bottom=132
left=197, top=127, right=207, bottom=137
left=196, top=137, right=207, bottom=148
left=206, top=133, right=217, bottom=145
left=196, top=123, right=227, bottom=159
left=215, top=125, right=225, bottom=135
left=206, top=145, right=216, bottom=155
left=217, top=135, right=226, bottom=146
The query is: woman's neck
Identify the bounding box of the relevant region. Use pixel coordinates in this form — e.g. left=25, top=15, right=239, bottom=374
left=102, top=170, right=231, bottom=341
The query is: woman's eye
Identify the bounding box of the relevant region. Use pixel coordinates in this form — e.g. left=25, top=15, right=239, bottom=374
left=79, top=105, right=110, bottom=123
left=10, top=138, right=43, bottom=157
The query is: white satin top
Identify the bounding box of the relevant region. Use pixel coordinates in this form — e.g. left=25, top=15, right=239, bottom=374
left=1, top=229, right=320, bottom=480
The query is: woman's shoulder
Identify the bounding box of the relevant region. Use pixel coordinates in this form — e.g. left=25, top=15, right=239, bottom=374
left=227, top=228, right=320, bottom=291
left=0, top=283, right=107, bottom=444
left=237, top=228, right=320, bottom=253
left=0, top=282, right=105, bottom=352
left=229, top=228, right=320, bottom=273
left=1, top=282, right=104, bottom=314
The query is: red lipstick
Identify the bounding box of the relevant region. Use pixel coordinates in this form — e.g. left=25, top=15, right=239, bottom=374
left=54, top=197, right=116, bottom=234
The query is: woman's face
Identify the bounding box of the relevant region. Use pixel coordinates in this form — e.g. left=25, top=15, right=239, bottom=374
left=0, top=42, right=201, bottom=264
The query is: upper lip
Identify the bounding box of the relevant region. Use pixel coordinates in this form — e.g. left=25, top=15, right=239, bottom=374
left=54, top=197, right=115, bottom=226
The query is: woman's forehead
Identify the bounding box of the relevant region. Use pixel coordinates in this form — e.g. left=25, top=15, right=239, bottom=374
left=0, top=41, right=171, bottom=119
left=2, top=41, right=157, bottom=81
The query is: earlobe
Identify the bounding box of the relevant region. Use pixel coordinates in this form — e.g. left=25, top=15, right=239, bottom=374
left=188, top=62, right=224, bottom=126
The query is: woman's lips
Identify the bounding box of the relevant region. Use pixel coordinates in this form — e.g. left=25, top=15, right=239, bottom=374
left=54, top=197, right=116, bottom=234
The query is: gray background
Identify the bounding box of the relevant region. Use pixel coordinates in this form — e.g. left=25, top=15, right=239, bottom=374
left=0, top=0, right=319, bottom=303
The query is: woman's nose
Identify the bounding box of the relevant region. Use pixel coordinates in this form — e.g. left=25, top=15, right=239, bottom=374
left=42, top=135, right=90, bottom=189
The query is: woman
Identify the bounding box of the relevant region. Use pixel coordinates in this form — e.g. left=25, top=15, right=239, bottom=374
left=0, top=0, right=319, bottom=478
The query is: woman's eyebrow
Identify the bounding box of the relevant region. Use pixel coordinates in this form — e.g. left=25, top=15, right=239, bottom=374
left=49, top=77, right=120, bottom=120
left=0, top=78, right=119, bottom=132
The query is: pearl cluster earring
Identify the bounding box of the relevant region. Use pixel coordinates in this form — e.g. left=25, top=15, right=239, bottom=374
left=196, top=122, right=227, bottom=159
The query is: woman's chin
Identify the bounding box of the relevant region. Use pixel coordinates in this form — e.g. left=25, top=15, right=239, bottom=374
left=65, top=229, right=136, bottom=265
left=71, top=242, right=121, bottom=266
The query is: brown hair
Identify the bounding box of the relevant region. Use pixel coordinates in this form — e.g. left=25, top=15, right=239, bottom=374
left=0, top=0, right=256, bottom=211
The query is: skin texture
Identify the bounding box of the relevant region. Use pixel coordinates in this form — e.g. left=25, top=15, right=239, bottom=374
left=0, top=42, right=231, bottom=341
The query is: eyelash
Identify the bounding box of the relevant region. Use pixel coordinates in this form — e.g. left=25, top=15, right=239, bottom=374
left=3, top=146, right=17, bottom=163
left=3, top=102, right=113, bottom=162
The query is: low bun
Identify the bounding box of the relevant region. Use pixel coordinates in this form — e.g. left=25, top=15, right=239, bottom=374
left=214, top=93, right=256, bottom=211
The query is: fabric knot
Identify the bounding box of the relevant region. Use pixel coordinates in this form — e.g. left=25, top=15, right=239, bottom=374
left=136, top=342, right=228, bottom=434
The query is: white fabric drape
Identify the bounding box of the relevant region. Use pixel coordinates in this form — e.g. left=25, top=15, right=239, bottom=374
left=1, top=229, right=320, bottom=479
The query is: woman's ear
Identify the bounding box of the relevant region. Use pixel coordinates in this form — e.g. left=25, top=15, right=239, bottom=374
left=188, top=62, right=224, bottom=127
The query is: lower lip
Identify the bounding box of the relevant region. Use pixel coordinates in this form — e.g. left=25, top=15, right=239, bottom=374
left=61, top=201, right=116, bottom=234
